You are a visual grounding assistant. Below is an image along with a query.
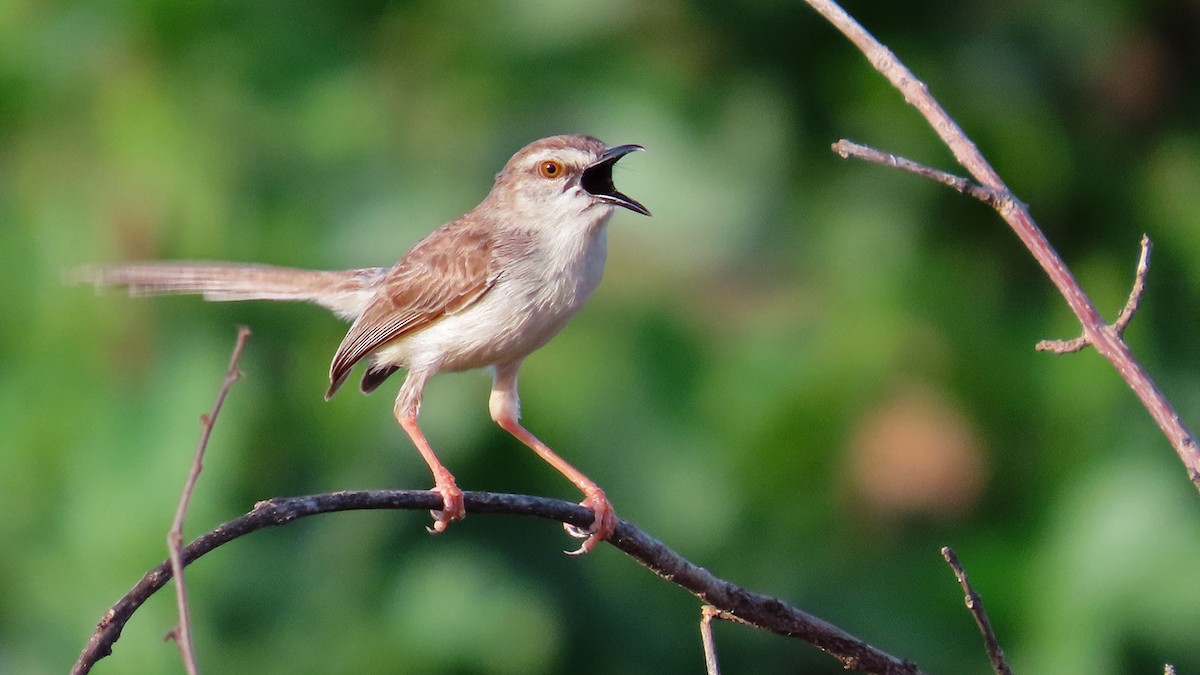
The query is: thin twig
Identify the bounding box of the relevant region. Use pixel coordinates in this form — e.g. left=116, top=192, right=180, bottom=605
left=700, top=605, right=723, bottom=675
left=1033, top=334, right=1089, bottom=355
left=165, top=327, right=251, bottom=675
left=830, top=141, right=1154, bottom=357
left=74, top=490, right=924, bottom=675
left=941, top=547, right=1012, bottom=675
left=1112, top=234, right=1152, bottom=336
left=832, top=140, right=1012, bottom=209
left=1036, top=235, right=1153, bottom=353
left=805, top=0, right=1200, bottom=490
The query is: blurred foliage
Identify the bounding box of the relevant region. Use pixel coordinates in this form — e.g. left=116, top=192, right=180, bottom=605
left=2, top=0, right=1199, bottom=673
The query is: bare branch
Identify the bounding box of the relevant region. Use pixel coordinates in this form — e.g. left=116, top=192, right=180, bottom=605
left=1034, top=334, right=1090, bottom=354
left=1036, top=235, right=1153, bottom=353
left=941, top=547, right=1012, bottom=675
left=165, top=327, right=250, bottom=675
left=1113, top=234, right=1153, bottom=336
left=74, top=490, right=923, bottom=675
left=700, top=605, right=723, bottom=675
left=831, top=140, right=1012, bottom=209
left=832, top=139, right=1155, bottom=359
left=806, top=0, right=1200, bottom=490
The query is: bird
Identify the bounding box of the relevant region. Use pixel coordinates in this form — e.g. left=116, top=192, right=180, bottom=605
left=76, top=134, right=650, bottom=554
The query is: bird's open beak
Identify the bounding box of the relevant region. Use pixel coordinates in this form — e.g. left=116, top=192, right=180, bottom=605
left=581, top=144, right=650, bottom=216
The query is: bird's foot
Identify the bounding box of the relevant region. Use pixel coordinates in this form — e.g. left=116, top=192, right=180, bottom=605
left=426, top=478, right=465, bottom=535
left=564, top=487, right=616, bottom=555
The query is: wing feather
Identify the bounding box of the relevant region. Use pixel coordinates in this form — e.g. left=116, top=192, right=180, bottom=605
left=326, top=220, right=497, bottom=398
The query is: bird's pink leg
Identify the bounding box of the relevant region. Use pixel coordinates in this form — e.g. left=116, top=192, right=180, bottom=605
left=394, top=376, right=465, bottom=533
left=490, top=365, right=616, bottom=554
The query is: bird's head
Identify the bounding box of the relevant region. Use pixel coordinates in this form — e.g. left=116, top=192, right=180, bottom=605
left=489, top=135, right=650, bottom=226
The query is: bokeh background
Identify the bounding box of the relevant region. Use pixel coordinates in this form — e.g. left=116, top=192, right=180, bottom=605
left=4, top=0, right=1200, bottom=673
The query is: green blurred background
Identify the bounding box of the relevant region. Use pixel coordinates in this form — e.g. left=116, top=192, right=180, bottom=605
left=3, top=0, right=1200, bottom=673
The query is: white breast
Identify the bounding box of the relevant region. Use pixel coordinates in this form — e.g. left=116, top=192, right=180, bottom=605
left=371, top=213, right=611, bottom=374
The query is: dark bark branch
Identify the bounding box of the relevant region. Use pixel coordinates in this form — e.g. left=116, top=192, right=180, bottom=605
left=73, top=490, right=923, bottom=675
left=805, top=0, right=1200, bottom=491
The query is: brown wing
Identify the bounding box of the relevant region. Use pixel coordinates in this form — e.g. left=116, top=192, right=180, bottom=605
left=325, top=220, right=497, bottom=398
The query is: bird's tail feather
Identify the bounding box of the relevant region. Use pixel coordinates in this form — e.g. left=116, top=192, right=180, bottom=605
left=70, top=262, right=387, bottom=320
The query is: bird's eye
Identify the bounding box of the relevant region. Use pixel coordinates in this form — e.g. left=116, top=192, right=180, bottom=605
left=538, top=160, right=564, bottom=179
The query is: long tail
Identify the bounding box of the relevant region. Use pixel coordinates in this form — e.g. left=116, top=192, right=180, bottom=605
left=71, top=262, right=388, bottom=320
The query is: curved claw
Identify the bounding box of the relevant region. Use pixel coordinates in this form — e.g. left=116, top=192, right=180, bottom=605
left=562, top=489, right=617, bottom=555
left=426, top=480, right=465, bottom=535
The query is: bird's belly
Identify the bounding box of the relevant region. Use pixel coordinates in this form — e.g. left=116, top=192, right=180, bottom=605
left=370, top=278, right=590, bottom=374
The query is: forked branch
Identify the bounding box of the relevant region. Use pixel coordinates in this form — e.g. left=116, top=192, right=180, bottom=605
left=1036, top=235, right=1153, bottom=353
left=806, top=0, right=1200, bottom=489
left=831, top=140, right=1157, bottom=355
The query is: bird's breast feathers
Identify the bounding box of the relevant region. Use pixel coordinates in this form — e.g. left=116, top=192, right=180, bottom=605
left=366, top=221, right=609, bottom=375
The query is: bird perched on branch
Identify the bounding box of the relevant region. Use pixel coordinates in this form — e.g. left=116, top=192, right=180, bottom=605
left=76, top=134, right=650, bottom=554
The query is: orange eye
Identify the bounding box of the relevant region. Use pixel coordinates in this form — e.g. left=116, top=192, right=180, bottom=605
left=538, top=160, right=564, bottom=179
